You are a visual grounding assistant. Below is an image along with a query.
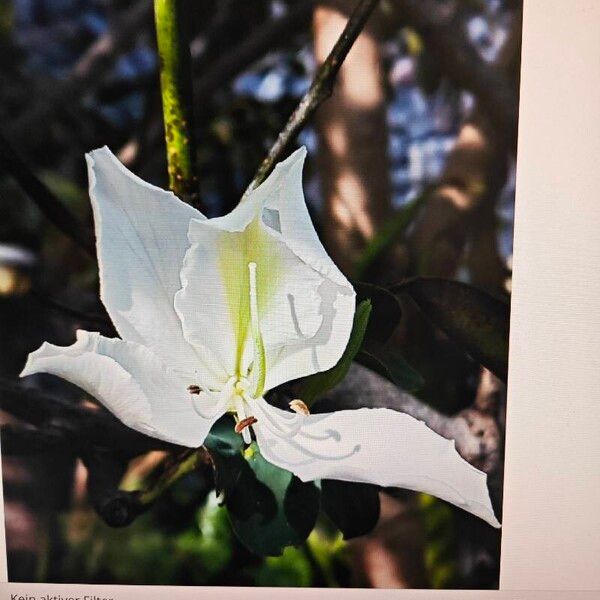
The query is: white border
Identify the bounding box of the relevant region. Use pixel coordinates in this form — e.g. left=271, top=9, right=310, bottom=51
left=500, top=0, right=600, bottom=590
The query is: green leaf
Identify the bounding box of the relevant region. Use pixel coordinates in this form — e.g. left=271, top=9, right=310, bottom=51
left=353, top=282, right=402, bottom=343
left=213, top=444, right=319, bottom=556
left=298, top=299, right=372, bottom=405
left=357, top=343, right=424, bottom=392
left=204, top=414, right=243, bottom=457
left=395, top=277, right=510, bottom=382
left=354, top=192, right=426, bottom=279
left=321, top=480, right=380, bottom=539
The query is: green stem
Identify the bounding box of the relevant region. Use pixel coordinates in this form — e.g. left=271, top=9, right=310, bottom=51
left=154, top=0, right=200, bottom=207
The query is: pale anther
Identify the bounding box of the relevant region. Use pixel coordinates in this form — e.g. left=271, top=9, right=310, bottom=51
left=289, top=399, right=310, bottom=415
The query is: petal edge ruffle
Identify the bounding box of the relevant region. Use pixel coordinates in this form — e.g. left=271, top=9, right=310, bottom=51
left=253, top=404, right=500, bottom=528
left=21, top=331, right=225, bottom=447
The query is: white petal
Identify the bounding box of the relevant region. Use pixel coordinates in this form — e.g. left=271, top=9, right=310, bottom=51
left=252, top=147, right=350, bottom=287
left=251, top=148, right=357, bottom=389
left=86, top=147, right=226, bottom=388
left=175, top=148, right=356, bottom=389
left=20, top=331, right=224, bottom=447
left=253, top=403, right=500, bottom=528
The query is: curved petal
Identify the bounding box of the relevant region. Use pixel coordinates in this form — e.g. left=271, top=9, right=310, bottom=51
left=175, top=148, right=355, bottom=390
left=86, top=147, right=226, bottom=388
left=253, top=403, right=500, bottom=528
left=20, top=331, right=225, bottom=447
left=252, top=147, right=350, bottom=287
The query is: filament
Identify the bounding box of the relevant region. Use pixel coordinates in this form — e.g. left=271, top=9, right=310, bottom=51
left=248, top=262, right=266, bottom=398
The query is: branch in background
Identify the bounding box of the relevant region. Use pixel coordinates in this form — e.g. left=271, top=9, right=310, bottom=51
left=137, top=448, right=207, bottom=505
left=406, top=9, right=522, bottom=283
left=9, top=0, right=153, bottom=140
left=29, top=288, right=114, bottom=331
left=141, top=2, right=316, bottom=158
left=313, top=1, right=396, bottom=276
left=245, top=0, right=381, bottom=194
left=154, top=0, right=200, bottom=207
left=0, top=377, right=211, bottom=527
left=317, top=363, right=503, bottom=506
left=1, top=360, right=503, bottom=523
left=96, top=3, right=314, bottom=115
left=394, top=0, right=520, bottom=144
left=193, top=2, right=314, bottom=99
left=409, top=113, right=507, bottom=279
left=0, top=379, right=177, bottom=458
left=0, top=130, right=96, bottom=257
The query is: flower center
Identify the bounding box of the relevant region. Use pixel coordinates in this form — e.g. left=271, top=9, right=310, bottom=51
left=232, top=381, right=255, bottom=444
left=234, top=377, right=249, bottom=396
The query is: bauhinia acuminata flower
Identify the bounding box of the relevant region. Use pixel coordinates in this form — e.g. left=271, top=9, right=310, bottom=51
left=21, top=146, right=500, bottom=528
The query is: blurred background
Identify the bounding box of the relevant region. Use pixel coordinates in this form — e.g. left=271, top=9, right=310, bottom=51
left=0, top=0, right=521, bottom=589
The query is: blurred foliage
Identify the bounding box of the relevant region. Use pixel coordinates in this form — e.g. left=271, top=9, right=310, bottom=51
left=61, top=480, right=352, bottom=587
left=419, top=493, right=458, bottom=589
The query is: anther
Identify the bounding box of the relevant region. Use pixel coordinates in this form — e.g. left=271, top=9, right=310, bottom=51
left=289, top=399, right=310, bottom=416
left=234, top=416, right=258, bottom=434
left=187, top=384, right=202, bottom=395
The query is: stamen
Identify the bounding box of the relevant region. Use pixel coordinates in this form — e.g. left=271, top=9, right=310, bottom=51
left=191, top=378, right=235, bottom=419
left=235, top=416, right=258, bottom=434
left=252, top=399, right=304, bottom=438
left=253, top=401, right=360, bottom=464
left=187, top=384, right=202, bottom=395
left=234, top=394, right=252, bottom=444
left=248, top=262, right=266, bottom=398
left=289, top=399, right=310, bottom=415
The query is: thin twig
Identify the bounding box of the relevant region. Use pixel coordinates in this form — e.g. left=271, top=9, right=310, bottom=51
left=0, top=379, right=177, bottom=457
left=0, top=130, right=96, bottom=257
left=137, top=448, right=206, bottom=505
left=141, top=1, right=315, bottom=157
left=194, top=2, right=314, bottom=99
left=245, top=0, right=381, bottom=194
left=29, top=288, right=113, bottom=329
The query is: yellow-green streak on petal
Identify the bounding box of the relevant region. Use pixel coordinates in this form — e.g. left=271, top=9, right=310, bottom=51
left=217, top=216, right=280, bottom=378
left=248, top=262, right=266, bottom=397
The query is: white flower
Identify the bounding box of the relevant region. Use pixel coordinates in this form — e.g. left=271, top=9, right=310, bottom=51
left=21, top=146, right=500, bottom=528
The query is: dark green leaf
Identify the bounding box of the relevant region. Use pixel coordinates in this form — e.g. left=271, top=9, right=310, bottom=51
left=213, top=444, right=319, bottom=556
left=284, top=473, right=321, bottom=541
left=357, top=343, right=424, bottom=392
left=354, top=282, right=402, bottom=343
left=354, top=192, right=426, bottom=279
left=394, top=277, right=510, bottom=382
left=298, top=299, right=372, bottom=405
left=321, top=480, right=380, bottom=539
left=204, top=414, right=243, bottom=457
left=210, top=451, right=276, bottom=522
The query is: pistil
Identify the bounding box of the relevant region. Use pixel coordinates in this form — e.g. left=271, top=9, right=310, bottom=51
left=248, top=261, right=266, bottom=398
